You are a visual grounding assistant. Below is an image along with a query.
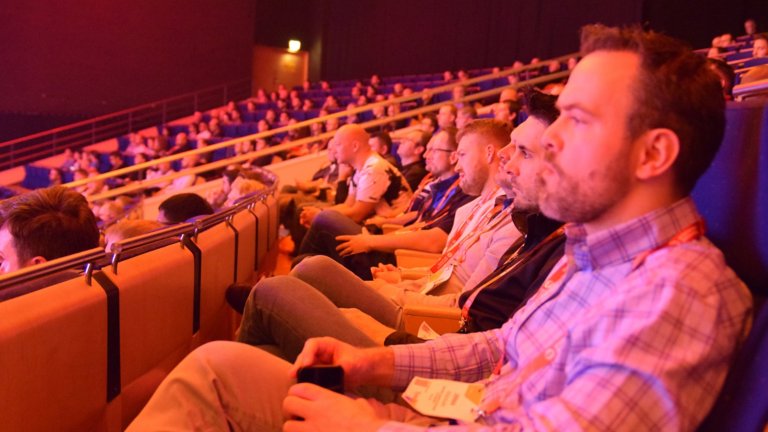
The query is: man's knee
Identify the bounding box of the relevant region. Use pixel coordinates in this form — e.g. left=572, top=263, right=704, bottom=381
left=291, top=255, right=339, bottom=280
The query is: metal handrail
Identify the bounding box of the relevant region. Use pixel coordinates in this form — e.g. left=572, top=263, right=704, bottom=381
left=0, top=166, right=278, bottom=291
left=733, top=78, right=768, bottom=98
left=0, top=78, right=251, bottom=170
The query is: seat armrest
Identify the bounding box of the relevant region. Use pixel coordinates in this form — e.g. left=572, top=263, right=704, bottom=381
left=395, top=249, right=441, bottom=268
left=401, top=305, right=461, bottom=335
left=381, top=223, right=404, bottom=234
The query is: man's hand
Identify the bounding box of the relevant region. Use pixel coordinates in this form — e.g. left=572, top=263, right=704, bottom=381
left=365, top=215, right=387, bottom=227
left=299, top=206, right=322, bottom=228
left=371, top=263, right=402, bottom=284
left=290, top=337, right=394, bottom=389
left=336, top=228, right=375, bottom=257
left=282, top=384, right=387, bottom=432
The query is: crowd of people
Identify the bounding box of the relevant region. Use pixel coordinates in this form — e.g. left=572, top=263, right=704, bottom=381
left=1, top=20, right=765, bottom=431
left=124, top=24, right=754, bottom=431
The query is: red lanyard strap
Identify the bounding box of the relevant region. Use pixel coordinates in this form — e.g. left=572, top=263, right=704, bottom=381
left=460, top=227, right=566, bottom=326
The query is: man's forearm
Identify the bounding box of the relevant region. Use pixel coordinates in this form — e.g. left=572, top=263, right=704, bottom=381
left=369, top=228, right=447, bottom=253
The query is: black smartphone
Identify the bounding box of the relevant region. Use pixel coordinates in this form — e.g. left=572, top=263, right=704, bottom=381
left=296, top=365, right=344, bottom=393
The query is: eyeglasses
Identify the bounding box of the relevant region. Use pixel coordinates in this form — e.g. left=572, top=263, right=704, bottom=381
left=429, top=148, right=454, bottom=153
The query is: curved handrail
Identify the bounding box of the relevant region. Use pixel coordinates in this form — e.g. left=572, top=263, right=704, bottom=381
left=0, top=165, right=279, bottom=291
left=733, top=78, right=768, bottom=98
left=0, top=78, right=251, bottom=170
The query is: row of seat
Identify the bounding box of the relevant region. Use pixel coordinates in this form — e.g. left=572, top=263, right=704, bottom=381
left=0, top=188, right=280, bottom=431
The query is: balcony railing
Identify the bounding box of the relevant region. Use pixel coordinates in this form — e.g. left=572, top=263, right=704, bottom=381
left=0, top=78, right=251, bottom=171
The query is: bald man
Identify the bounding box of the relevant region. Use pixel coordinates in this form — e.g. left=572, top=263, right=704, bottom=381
left=297, top=125, right=412, bottom=265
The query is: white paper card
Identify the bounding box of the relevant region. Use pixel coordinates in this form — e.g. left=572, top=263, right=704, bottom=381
left=416, top=321, right=441, bottom=340
left=401, top=376, right=485, bottom=423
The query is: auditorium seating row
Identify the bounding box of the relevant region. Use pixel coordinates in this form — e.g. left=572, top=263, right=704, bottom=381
left=0, top=172, right=280, bottom=431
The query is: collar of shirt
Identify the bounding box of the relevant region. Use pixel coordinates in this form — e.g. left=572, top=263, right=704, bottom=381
left=511, top=211, right=564, bottom=254
left=564, top=197, right=703, bottom=271
left=427, top=172, right=460, bottom=195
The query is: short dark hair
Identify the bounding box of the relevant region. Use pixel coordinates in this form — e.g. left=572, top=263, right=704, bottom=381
left=580, top=24, right=725, bottom=194
left=458, top=106, right=477, bottom=118
left=440, top=126, right=459, bottom=150
left=522, top=88, right=560, bottom=125
left=414, top=130, right=431, bottom=149
left=158, top=193, right=214, bottom=224
left=0, top=186, right=99, bottom=263
left=706, top=58, right=735, bottom=99
left=371, top=132, right=392, bottom=153
left=499, top=99, right=522, bottom=115
left=421, top=114, right=438, bottom=130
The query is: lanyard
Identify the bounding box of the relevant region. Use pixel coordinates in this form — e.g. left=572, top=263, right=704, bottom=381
left=443, top=189, right=497, bottom=249
left=459, top=227, right=566, bottom=330
left=479, top=220, right=706, bottom=417
left=428, top=178, right=461, bottom=217
left=430, top=197, right=511, bottom=274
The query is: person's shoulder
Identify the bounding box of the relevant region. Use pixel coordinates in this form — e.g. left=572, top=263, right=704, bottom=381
left=640, top=238, right=752, bottom=312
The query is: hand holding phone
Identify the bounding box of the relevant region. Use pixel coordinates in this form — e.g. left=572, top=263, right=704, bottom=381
left=296, top=365, right=344, bottom=394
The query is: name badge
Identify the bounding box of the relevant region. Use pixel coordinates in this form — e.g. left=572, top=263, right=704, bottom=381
left=420, top=264, right=453, bottom=294
left=401, top=377, right=485, bottom=422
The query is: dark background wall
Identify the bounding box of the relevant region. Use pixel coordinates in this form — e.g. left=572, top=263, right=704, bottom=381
left=2, top=0, right=767, bottom=141
left=0, top=0, right=254, bottom=140
left=254, top=0, right=767, bottom=81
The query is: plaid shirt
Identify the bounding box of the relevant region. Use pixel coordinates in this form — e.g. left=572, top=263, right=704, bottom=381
left=383, top=198, right=752, bottom=431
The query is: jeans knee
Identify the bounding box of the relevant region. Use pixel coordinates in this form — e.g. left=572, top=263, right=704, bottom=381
left=291, top=255, right=336, bottom=280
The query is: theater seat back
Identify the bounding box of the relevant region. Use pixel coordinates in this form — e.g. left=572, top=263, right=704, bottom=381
left=0, top=276, right=108, bottom=432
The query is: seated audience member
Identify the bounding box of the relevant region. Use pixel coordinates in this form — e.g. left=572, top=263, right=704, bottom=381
left=300, top=119, right=519, bottom=281
left=104, top=219, right=163, bottom=253
left=493, top=99, right=522, bottom=126
left=166, top=132, right=191, bottom=155
left=744, top=18, right=757, bottom=37
left=96, top=199, right=125, bottom=229
left=477, top=87, right=521, bottom=116
left=60, top=148, right=77, bottom=172
left=394, top=130, right=429, bottom=191
left=122, top=134, right=151, bottom=157
left=157, top=193, right=214, bottom=225
left=706, top=58, right=736, bottom=101
left=234, top=91, right=565, bottom=358
left=73, top=168, right=107, bottom=197
left=128, top=26, right=752, bottom=431
left=436, top=104, right=457, bottom=131
left=456, top=105, right=477, bottom=130
left=223, top=178, right=264, bottom=208
left=106, top=151, right=130, bottom=188
left=419, top=113, right=438, bottom=136
left=279, top=139, right=341, bottom=221
left=127, top=152, right=150, bottom=182
left=330, top=128, right=473, bottom=278
left=145, top=161, right=174, bottom=193
left=0, top=187, right=100, bottom=300
left=753, top=34, right=767, bottom=58
left=368, top=132, right=399, bottom=167
left=451, top=85, right=467, bottom=108
left=163, top=154, right=202, bottom=194
left=296, top=125, right=412, bottom=261
left=48, top=168, right=63, bottom=187
left=207, top=168, right=241, bottom=210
